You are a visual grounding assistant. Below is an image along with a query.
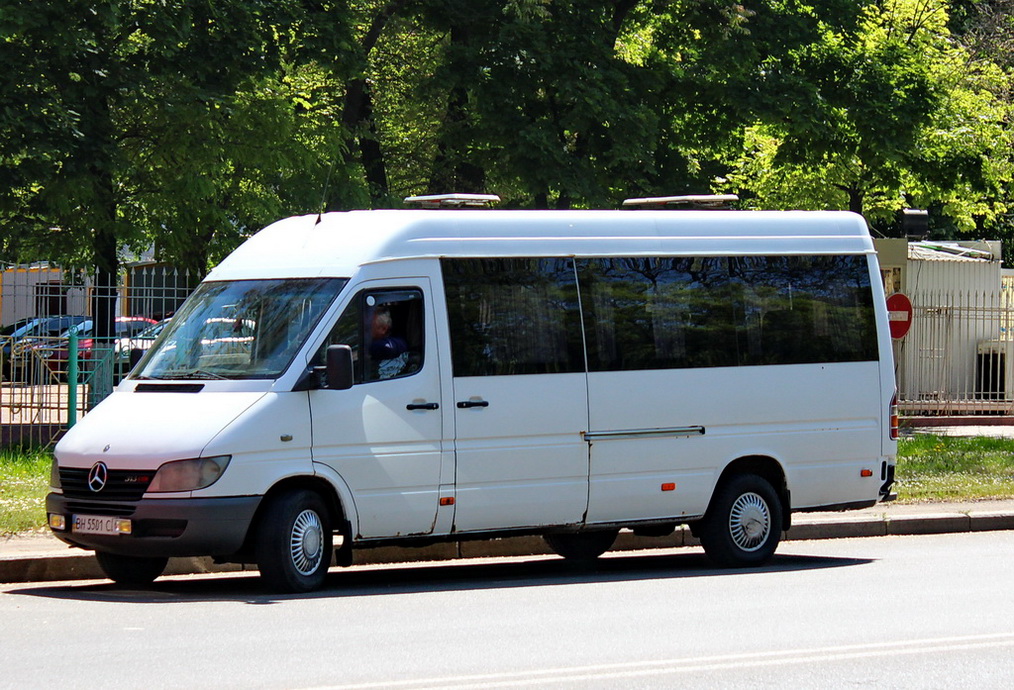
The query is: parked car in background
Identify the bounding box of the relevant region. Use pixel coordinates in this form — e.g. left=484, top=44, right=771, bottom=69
left=33, top=317, right=157, bottom=377
left=2, top=315, right=89, bottom=381
left=113, top=318, right=171, bottom=382
left=1, top=318, right=36, bottom=337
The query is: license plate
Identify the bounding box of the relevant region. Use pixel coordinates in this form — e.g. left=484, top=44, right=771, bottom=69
left=72, top=514, right=125, bottom=536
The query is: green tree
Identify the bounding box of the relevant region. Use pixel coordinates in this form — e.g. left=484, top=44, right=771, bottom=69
left=0, top=1, right=355, bottom=328
left=122, top=64, right=351, bottom=277
left=382, top=1, right=817, bottom=208
left=4, top=0, right=1012, bottom=290
left=722, top=0, right=1012, bottom=233
left=392, top=1, right=872, bottom=208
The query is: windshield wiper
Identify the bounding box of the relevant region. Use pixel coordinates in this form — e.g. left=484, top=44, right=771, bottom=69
left=155, top=369, right=229, bottom=380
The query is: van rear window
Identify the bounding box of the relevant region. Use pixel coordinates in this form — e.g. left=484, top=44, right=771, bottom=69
left=578, top=255, right=878, bottom=371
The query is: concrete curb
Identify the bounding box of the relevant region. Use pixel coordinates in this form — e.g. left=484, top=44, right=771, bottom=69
left=3, top=510, right=1014, bottom=585
left=785, top=510, right=1014, bottom=540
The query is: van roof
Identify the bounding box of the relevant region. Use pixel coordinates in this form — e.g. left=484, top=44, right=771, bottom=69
left=207, top=209, right=874, bottom=280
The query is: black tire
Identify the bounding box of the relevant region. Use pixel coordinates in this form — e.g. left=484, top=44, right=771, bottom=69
left=543, top=529, right=619, bottom=562
left=95, top=552, right=168, bottom=586
left=699, top=473, right=783, bottom=568
left=255, top=490, right=333, bottom=593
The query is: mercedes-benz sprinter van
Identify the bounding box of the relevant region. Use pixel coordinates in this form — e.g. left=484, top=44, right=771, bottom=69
left=48, top=198, right=897, bottom=592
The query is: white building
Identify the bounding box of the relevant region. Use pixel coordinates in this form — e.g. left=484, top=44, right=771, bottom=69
left=875, top=238, right=1009, bottom=413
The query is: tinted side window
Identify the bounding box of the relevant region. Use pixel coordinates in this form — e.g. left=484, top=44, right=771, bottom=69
left=731, top=255, right=878, bottom=366
left=318, top=288, right=425, bottom=383
left=442, top=258, right=584, bottom=376
left=578, top=255, right=877, bottom=371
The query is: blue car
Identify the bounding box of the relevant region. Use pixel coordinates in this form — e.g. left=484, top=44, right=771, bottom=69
left=1, top=315, right=88, bottom=381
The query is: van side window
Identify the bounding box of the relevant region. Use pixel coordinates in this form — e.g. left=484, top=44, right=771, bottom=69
left=441, top=258, right=584, bottom=377
left=577, top=255, right=877, bottom=371
left=318, top=288, right=425, bottom=383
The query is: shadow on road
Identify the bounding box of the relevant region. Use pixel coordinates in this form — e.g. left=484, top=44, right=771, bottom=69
left=7, top=550, right=873, bottom=605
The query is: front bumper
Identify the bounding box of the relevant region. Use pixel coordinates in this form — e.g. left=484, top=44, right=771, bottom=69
left=46, top=493, right=261, bottom=558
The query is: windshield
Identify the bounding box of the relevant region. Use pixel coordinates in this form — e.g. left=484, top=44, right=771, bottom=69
left=133, top=278, right=345, bottom=380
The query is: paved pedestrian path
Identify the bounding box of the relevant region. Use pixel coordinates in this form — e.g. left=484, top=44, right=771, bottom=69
left=4, top=419, right=1012, bottom=584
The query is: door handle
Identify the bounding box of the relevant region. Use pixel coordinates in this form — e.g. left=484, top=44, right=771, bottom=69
left=406, top=402, right=439, bottom=411
left=456, top=400, right=490, bottom=409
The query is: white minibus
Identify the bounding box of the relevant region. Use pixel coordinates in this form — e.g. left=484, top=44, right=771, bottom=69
left=47, top=197, right=898, bottom=592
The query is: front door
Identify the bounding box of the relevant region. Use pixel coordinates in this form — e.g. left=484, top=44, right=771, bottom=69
left=309, top=281, right=448, bottom=539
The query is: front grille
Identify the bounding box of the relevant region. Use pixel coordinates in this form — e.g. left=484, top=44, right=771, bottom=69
left=60, top=466, right=154, bottom=501
left=64, top=500, right=136, bottom=517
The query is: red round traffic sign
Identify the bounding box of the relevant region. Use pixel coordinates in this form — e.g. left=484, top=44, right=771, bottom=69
left=886, top=293, right=913, bottom=339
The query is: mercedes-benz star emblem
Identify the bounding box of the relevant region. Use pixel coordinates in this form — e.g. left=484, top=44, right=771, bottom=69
left=87, top=462, right=109, bottom=493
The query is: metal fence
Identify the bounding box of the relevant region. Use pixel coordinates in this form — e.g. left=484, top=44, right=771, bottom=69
left=6, top=263, right=1014, bottom=445
left=1, top=266, right=194, bottom=446
left=897, top=277, right=1014, bottom=415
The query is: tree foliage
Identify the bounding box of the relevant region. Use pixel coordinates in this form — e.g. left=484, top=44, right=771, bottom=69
left=0, top=0, right=354, bottom=278
left=1, top=0, right=1012, bottom=287
left=722, top=0, right=1013, bottom=232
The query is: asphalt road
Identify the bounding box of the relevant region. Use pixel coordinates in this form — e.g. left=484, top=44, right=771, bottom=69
left=2, top=531, right=1013, bottom=689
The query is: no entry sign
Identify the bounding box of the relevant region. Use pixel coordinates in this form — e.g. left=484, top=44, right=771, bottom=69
left=886, top=293, right=913, bottom=339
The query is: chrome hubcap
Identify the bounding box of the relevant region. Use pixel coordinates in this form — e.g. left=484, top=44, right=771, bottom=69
left=728, top=491, right=770, bottom=552
left=290, top=509, right=324, bottom=576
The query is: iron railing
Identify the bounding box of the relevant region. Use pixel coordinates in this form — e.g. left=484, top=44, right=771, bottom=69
left=1, top=266, right=193, bottom=446
left=6, top=267, right=1014, bottom=446
left=896, top=282, right=1014, bottom=415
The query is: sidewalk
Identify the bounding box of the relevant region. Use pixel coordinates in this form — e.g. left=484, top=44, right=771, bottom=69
left=4, top=499, right=1014, bottom=584
left=4, top=420, right=1013, bottom=585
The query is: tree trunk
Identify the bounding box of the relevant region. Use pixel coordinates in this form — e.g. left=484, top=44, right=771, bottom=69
left=341, top=1, right=406, bottom=208
left=358, top=81, right=390, bottom=204
left=848, top=187, right=865, bottom=216
left=91, top=223, right=118, bottom=342
left=88, top=105, right=119, bottom=342
left=427, top=25, right=486, bottom=194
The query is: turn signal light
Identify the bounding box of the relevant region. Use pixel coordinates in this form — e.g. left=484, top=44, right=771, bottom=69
left=860, top=469, right=874, bottom=478
left=661, top=483, right=676, bottom=492
left=439, top=497, right=455, bottom=506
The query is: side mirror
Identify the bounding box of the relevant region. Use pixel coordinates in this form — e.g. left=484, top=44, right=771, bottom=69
left=325, top=344, right=354, bottom=390
left=129, top=348, right=145, bottom=369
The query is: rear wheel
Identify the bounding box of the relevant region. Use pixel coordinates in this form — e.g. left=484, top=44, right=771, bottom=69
left=699, top=473, right=782, bottom=568
left=95, top=552, right=168, bottom=586
left=543, top=529, right=619, bottom=562
left=255, top=490, right=332, bottom=593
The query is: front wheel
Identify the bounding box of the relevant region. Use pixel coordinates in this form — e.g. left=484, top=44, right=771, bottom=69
left=95, top=552, right=168, bottom=586
left=698, top=473, right=783, bottom=568
left=255, top=490, right=333, bottom=593
left=543, top=529, right=619, bottom=562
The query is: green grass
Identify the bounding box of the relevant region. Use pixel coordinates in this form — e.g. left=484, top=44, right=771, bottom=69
left=896, top=434, right=1014, bottom=502
left=1, top=435, right=1013, bottom=535
left=0, top=448, right=52, bottom=536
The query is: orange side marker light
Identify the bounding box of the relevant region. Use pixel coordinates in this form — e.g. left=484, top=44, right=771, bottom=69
left=661, top=482, right=676, bottom=492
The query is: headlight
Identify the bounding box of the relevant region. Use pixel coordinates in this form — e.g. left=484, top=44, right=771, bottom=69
left=50, top=459, right=62, bottom=490
left=147, top=455, right=231, bottom=493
